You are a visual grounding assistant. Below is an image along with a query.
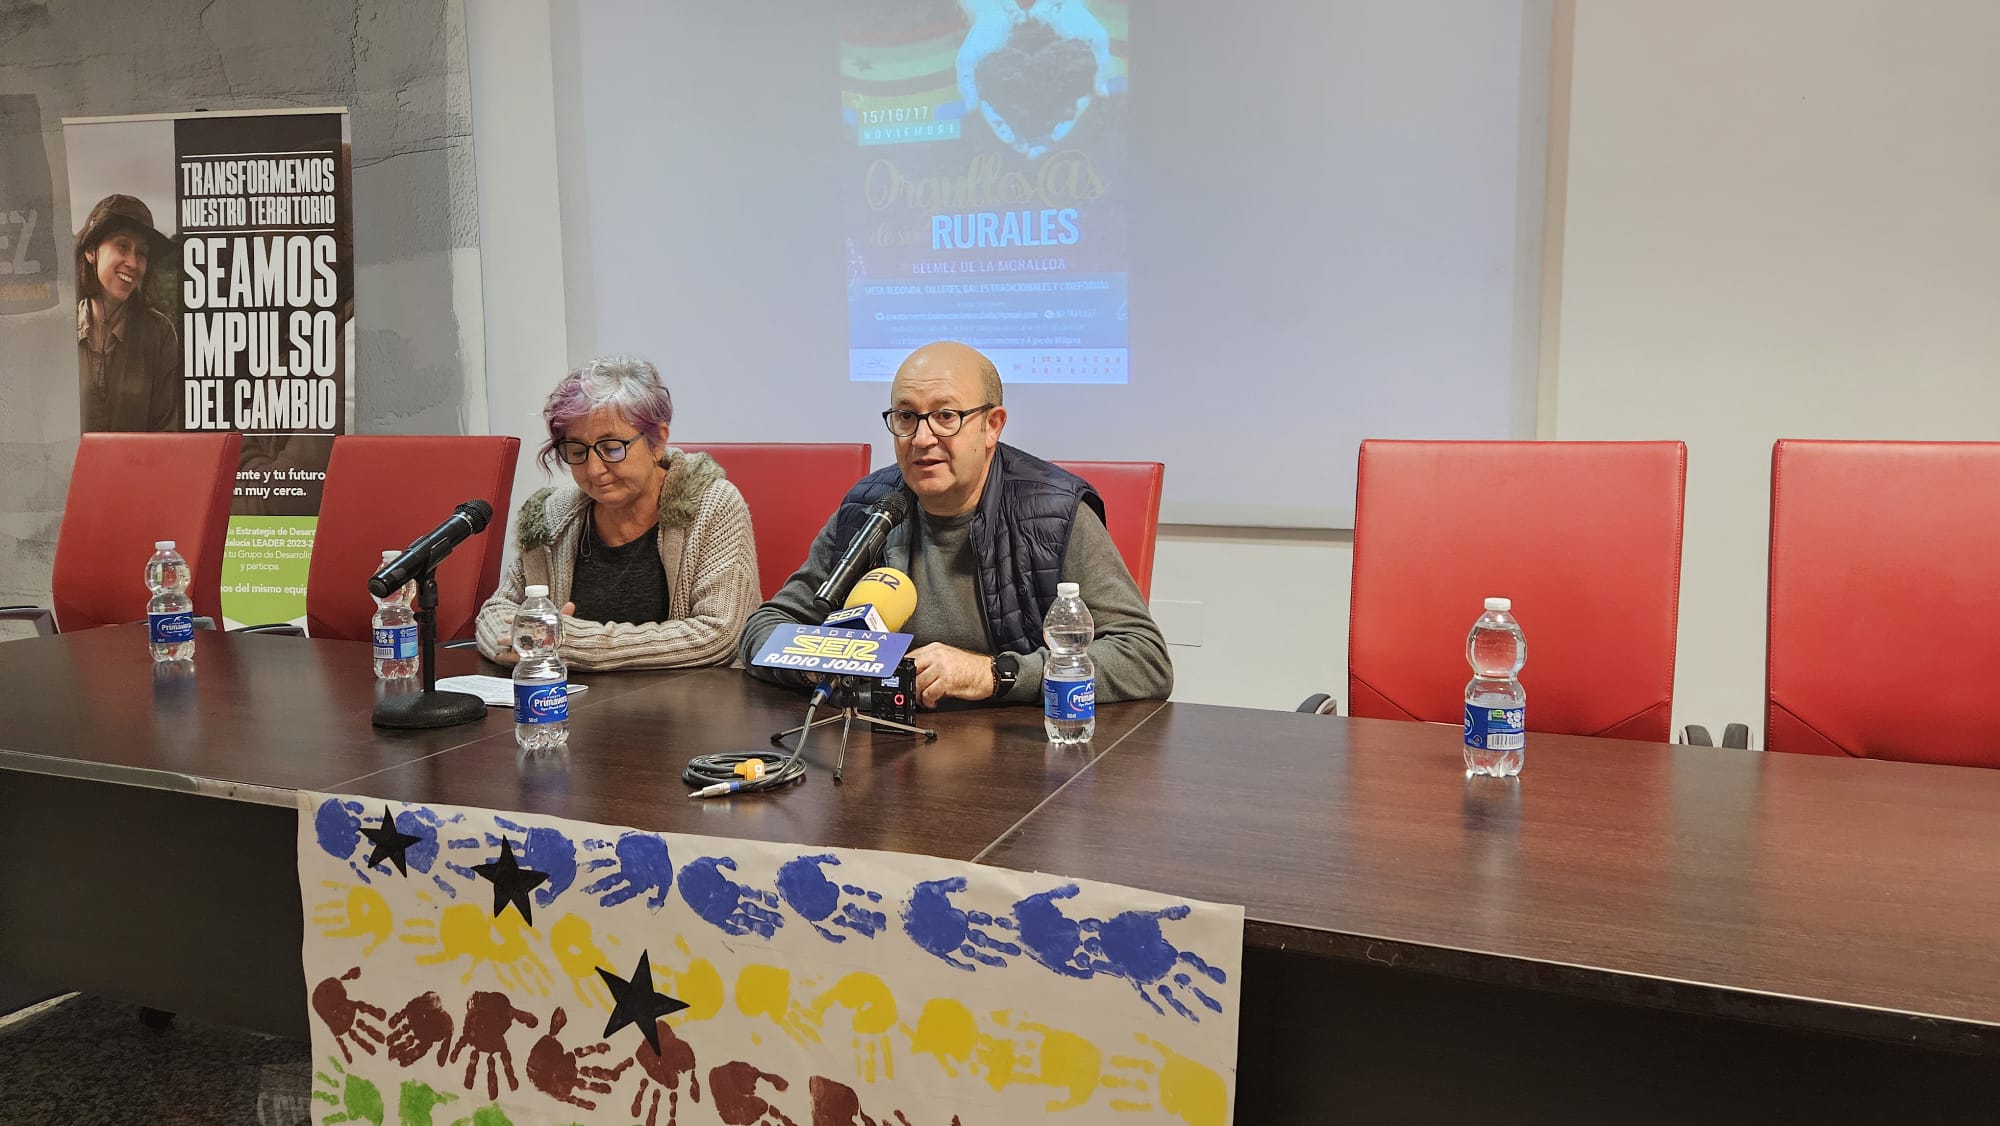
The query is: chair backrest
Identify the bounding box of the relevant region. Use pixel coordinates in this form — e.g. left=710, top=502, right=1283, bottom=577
left=52, top=432, right=243, bottom=632
left=1767, top=440, right=2000, bottom=767
left=1052, top=461, right=1164, bottom=601
left=675, top=443, right=873, bottom=601
left=307, top=435, right=520, bottom=642
left=1348, top=440, right=1687, bottom=741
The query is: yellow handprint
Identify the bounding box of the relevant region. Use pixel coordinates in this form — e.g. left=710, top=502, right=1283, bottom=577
left=1013, top=1020, right=1102, bottom=1111
left=312, top=880, right=392, bottom=955
left=547, top=913, right=616, bottom=1011
left=656, top=933, right=724, bottom=1024
left=1104, top=1033, right=1229, bottom=1126
left=735, top=962, right=822, bottom=1046
left=810, top=971, right=899, bottom=1082
left=403, top=904, right=554, bottom=995
left=902, top=1003, right=1104, bottom=1111
left=903, top=997, right=978, bottom=1078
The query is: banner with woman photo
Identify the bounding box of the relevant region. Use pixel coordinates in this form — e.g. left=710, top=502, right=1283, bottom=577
left=63, top=107, right=354, bottom=627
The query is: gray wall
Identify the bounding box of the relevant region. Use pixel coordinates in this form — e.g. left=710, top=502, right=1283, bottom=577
left=0, top=0, right=482, bottom=614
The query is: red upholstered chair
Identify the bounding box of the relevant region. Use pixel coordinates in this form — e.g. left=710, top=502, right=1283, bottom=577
left=675, top=443, right=872, bottom=600
left=304, top=436, right=519, bottom=642
left=1767, top=440, right=2000, bottom=768
left=0, top=432, right=242, bottom=635
left=1052, top=461, right=1164, bottom=601
left=1348, top=440, right=1687, bottom=741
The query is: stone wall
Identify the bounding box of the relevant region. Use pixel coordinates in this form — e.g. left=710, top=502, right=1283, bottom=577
left=0, top=0, right=481, bottom=614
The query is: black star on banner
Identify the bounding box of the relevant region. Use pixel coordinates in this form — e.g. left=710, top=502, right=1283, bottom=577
left=597, top=950, right=690, bottom=1055
left=471, top=838, right=549, bottom=925
left=359, top=805, right=426, bottom=877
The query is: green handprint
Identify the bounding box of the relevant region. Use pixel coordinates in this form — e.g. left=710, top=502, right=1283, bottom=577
left=312, top=1057, right=384, bottom=1125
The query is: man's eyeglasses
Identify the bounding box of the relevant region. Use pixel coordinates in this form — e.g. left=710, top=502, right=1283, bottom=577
left=881, top=404, right=996, bottom=438
left=554, top=436, right=643, bottom=465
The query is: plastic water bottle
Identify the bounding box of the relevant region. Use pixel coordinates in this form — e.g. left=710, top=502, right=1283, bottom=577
left=1464, top=596, right=1526, bottom=778
left=1042, top=581, right=1096, bottom=745
left=512, top=584, right=570, bottom=750
left=144, top=540, right=195, bottom=663
left=371, top=549, right=419, bottom=681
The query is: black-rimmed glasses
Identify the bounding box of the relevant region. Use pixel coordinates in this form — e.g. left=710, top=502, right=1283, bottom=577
left=881, top=404, right=996, bottom=438
left=554, top=436, right=643, bottom=465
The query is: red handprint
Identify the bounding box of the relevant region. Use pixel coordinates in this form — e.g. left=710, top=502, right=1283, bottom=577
left=449, top=990, right=539, bottom=1099
left=711, top=1060, right=798, bottom=1126
left=386, top=990, right=455, bottom=1067
left=527, top=1007, right=633, bottom=1110
left=311, top=967, right=387, bottom=1064
left=628, top=1018, right=702, bottom=1126
left=808, top=1077, right=960, bottom=1126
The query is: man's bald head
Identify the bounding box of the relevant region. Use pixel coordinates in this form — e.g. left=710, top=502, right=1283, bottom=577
left=888, top=340, right=1008, bottom=516
left=894, top=340, right=1002, bottom=406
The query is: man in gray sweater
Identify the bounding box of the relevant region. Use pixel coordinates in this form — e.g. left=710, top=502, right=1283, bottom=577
left=740, top=341, right=1172, bottom=709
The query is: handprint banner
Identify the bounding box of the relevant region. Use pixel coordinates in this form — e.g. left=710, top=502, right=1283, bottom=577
left=842, top=0, right=1130, bottom=385
left=300, top=793, right=1243, bottom=1126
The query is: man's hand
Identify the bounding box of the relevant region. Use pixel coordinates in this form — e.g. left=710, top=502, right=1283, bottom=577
left=909, top=643, right=996, bottom=708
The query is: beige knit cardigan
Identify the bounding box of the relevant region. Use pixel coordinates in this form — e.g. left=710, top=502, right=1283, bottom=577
left=473, top=449, right=760, bottom=671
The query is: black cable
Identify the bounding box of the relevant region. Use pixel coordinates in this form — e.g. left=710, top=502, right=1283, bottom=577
left=681, top=693, right=821, bottom=796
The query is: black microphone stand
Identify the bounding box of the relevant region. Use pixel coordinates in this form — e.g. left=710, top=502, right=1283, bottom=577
left=371, top=553, right=486, bottom=729
left=771, top=678, right=935, bottom=782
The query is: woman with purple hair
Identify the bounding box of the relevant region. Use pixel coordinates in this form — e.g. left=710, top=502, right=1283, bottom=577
left=473, top=356, right=760, bottom=670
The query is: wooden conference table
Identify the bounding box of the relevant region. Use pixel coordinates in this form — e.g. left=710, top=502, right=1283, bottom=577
left=2, top=626, right=1997, bottom=1123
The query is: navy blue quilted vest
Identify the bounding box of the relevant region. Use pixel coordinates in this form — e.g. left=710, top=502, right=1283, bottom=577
left=831, top=444, right=1103, bottom=654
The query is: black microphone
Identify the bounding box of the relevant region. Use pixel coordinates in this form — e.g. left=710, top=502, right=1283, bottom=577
left=813, top=490, right=910, bottom=611
left=368, top=499, right=493, bottom=597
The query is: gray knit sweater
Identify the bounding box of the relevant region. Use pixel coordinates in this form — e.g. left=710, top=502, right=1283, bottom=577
left=474, top=449, right=760, bottom=671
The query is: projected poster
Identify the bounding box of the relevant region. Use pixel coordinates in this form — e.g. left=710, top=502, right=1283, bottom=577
left=842, top=0, right=1128, bottom=385
left=63, top=108, right=353, bottom=627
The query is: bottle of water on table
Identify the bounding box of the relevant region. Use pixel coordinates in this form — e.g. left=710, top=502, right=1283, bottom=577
left=371, top=549, right=419, bottom=681
left=513, top=584, right=569, bottom=751
left=1043, top=581, right=1096, bottom=745
left=145, top=539, right=195, bottom=663
left=1464, top=596, right=1526, bottom=777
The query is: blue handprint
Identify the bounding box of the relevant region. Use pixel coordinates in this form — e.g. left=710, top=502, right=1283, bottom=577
left=678, top=855, right=784, bottom=938
left=489, top=818, right=577, bottom=909
left=776, top=854, right=886, bottom=943
left=580, top=832, right=676, bottom=910
left=902, top=876, right=1021, bottom=971
left=1013, top=885, right=1228, bottom=1021
left=1088, top=905, right=1227, bottom=1020
left=313, top=799, right=458, bottom=897
left=314, top=798, right=375, bottom=884
left=1013, top=884, right=1093, bottom=978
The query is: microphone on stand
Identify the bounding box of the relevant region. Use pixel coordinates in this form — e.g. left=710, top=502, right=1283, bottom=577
left=369, top=498, right=495, bottom=731
left=813, top=490, right=910, bottom=613
left=370, top=499, right=493, bottom=598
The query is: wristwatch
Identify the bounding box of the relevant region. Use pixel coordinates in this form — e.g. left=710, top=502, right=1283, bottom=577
left=989, top=651, right=1019, bottom=699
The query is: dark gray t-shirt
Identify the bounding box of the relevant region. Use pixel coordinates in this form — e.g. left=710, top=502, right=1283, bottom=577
left=570, top=520, right=668, bottom=625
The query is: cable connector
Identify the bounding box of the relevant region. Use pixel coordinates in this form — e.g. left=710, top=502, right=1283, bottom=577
left=690, top=780, right=742, bottom=799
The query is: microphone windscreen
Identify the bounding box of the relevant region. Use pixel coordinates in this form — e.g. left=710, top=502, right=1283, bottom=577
left=874, top=489, right=910, bottom=525
left=845, top=566, right=916, bottom=631
left=461, top=499, right=493, bottom=532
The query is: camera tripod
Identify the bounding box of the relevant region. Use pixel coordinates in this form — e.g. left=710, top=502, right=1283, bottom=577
left=770, top=679, right=936, bottom=782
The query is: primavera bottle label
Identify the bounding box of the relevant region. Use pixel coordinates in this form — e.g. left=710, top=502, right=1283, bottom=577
left=1464, top=704, right=1525, bottom=751
left=148, top=612, right=194, bottom=645
left=372, top=625, right=418, bottom=660
left=515, top=681, right=569, bottom=725
left=1044, top=676, right=1096, bottom=722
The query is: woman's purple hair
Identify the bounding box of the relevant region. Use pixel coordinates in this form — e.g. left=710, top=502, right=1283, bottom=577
left=537, top=355, right=675, bottom=473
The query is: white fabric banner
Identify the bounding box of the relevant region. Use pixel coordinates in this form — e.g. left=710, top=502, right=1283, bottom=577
left=300, top=793, right=1242, bottom=1126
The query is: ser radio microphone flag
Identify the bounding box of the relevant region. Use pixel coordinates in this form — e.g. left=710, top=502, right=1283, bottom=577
left=369, top=499, right=493, bottom=597
left=813, top=490, right=910, bottom=612
left=823, top=566, right=916, bottom=632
